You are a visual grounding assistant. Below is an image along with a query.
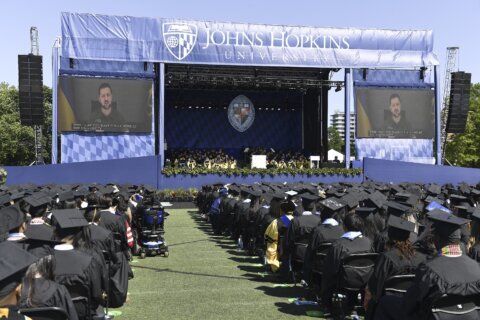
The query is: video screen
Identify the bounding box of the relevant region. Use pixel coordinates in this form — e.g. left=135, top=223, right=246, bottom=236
left=356, top=87, right=435, bottom=139
left=58, top=76, right=153, bottom=133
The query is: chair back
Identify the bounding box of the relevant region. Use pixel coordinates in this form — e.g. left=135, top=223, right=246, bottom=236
left=339, top=252, right=378, bottom=291
left=383, top=274, right=415, bottom=296
left=431, top=294, right=480, bottom=320
left=64, top=282, right=91, bottom=320
left=19, top=307, right=68, bottom=320
left=312, top=242, right=333, bottom=275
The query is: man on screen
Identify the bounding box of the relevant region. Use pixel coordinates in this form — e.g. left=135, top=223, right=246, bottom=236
left=90, top=83, right=125, bottom=125
left=384, top=93, right=412, bottom=137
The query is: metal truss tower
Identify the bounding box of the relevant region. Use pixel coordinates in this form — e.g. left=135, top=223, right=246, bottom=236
left=30, top=27, right=44, bottom=165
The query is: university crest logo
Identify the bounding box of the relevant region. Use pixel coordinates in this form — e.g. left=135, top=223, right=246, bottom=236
left=163, top=23, right=198, bottom=60
left=228, top=95, right=255, bottom=132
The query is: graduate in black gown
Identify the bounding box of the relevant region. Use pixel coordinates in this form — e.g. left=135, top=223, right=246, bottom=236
left=0, top=241, right=38, bottom=320
left=283, top=193, right=321, bottom=280
left=302, top=199, right=345, bottom=292
left=19, top=255, right=78, bottom=320
left=468, top=208, right=480, bottom=262
left=51, top=209, right=104, bottom=319
left=321, top=211, right=374, bottom=316
left=365, top=216, right=426, bottom=319
left=374, top=209, right=480, bottom=320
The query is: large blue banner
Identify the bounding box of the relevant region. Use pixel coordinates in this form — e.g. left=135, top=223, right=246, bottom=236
left=62, top=12, right=439, bottom=68
left=165, top=107, right=302, bottom=151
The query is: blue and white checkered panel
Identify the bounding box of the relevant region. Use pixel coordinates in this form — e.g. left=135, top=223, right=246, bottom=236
left=356, top=139, right=434, bottom=164
left=353, top=69, right=432, bottom=85
left=60, top=133, right=155, bottom=163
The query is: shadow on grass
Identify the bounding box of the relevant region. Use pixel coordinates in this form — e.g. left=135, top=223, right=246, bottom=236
left=237, top=265, right=265, bottom=273
left=255, top=285, right=306, bottom=298
left=168, top=239, right=210, bottom=247
left=274, top=302, right=321, bottom=317
left=135, top=265, right=246, bottom=281
left=229, top=256, right=261, bottom=263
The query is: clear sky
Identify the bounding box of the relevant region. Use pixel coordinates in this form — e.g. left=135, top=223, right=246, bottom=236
left=1, top=0, right=478, bottom=123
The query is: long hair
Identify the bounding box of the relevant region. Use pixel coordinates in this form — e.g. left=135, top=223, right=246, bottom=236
left=386, top=239, right=415, bottom=261
left=22, top=255, right=55, bottom=307
left=269, top=199, right=282, bottom=219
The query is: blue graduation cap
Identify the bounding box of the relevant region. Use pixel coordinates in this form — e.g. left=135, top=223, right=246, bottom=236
left=425, top=201, right=451, bottom=214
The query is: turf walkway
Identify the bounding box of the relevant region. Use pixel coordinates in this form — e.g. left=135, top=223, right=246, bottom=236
left=113, top=209, right=324, bottom=319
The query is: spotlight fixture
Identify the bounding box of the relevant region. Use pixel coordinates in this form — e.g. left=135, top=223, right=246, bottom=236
left=335, top=85, right=342, bottom=92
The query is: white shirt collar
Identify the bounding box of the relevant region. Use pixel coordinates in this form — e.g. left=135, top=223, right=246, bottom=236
left=54, top=244, right=74, bottom=251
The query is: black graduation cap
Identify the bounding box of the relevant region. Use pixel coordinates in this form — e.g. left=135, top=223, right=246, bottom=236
left=24, top=193, right=50, bottom=209
left=365, top=191, right=386, bottom=209
left=300, top=193, right=320, bottom=208
left=387, top=215, right=415, bottom=241
left=385, top=201, right=410, bottom=216
left=73, top=188, right=89, bottom=198
left=427, top=184, right=442, bottom=195
left=10, top=191, right=25, bottom=201
left=454, top=205, right=473, bottom=219
left=320, top=198, right=347, bottom=213
left=449, top=194, right=468, bottom=205
left=0, top=241, right=38, bottom=297
left=355, top=207, right=377, bottom=219
left=271, top=193, right=286, bottom=201
left=424, top=196, right=444, bottom=205
left=58, top=190, right=75, bottom=202
left=52, top=209, right=88, bottom=229
left=280, top=200, right=296, bottom=213
left=0, top=206, right=25, bottom=231
left=24, top=223, right=57, bottom=243
left=0, top=193, right=11, bottom=207
left=340, top=194, right=359, bottom=210
left=394, top=192, right=411, bottom=200
left=427, top=209, right=469, bottom=239
left=143, top=185, right=157, bottom=194
left=390, top=184, right=404, bottom=194
left=472, top=207, right=480, bottom=221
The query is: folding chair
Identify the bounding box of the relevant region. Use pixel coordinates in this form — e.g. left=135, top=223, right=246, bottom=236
left=334, top=252, right=378, bottom=318
left=383, top=274, right=415, bottom=297
left=430, top=294, right=480, bottom=320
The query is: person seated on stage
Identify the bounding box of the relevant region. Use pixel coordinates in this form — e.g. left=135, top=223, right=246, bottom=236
left=364, top=216, right=426, bottom=319
left=19, top=255, right=79, bottom=320
left=374, top=209, right=480, bottom=320
left=228, top=156, right=237, bottom=169
left=321, top=211, right=374, bottom=317
left=187, top=157, right=196, bottom=169
left=0, top=241, right=39, bottom=320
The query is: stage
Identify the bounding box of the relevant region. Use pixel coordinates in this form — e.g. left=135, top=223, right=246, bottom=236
left=3, top=157, right=480, bottom=189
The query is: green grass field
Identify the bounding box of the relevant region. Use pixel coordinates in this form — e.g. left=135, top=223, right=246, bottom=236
left=112, top=209, right=325, bottom=319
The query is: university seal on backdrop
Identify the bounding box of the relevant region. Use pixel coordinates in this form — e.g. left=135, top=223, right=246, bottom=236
left=163, top=23, right=198, bottom=60
left=228, top=95, right=255, bottom=132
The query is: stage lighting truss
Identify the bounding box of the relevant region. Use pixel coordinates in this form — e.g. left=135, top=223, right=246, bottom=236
left=164, top=65, right=344, bottom=91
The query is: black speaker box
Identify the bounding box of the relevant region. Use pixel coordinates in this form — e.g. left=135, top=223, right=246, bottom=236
left=446, top=71, right=471, bottom=134
left=18, top=54, right=44, bottom=126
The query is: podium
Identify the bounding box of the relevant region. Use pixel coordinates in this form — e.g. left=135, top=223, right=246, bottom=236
left=310, top=156, right=321, bottom=168
left=251, top=155, right=267, bottom=169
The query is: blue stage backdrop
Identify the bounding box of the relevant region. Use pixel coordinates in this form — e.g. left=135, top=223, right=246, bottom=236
left=165, top=107, right=302, bottom=151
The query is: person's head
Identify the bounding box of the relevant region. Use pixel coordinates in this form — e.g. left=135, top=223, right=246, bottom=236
left=389, top=93, right=402, bottom=118
left=98, top=83, right=113, bottom=110
left=343, top=212, right=364, bottom=233
left=21, top=255, right=55, bottom=307
left=0, top=241, right=38, bottom=307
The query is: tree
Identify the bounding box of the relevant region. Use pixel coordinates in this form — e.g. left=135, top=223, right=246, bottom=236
left=328, top=126, right=344, bottom=152
left=445, top=83, right=480, bottom=167
left=0, top=82, right=52, bottom=166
